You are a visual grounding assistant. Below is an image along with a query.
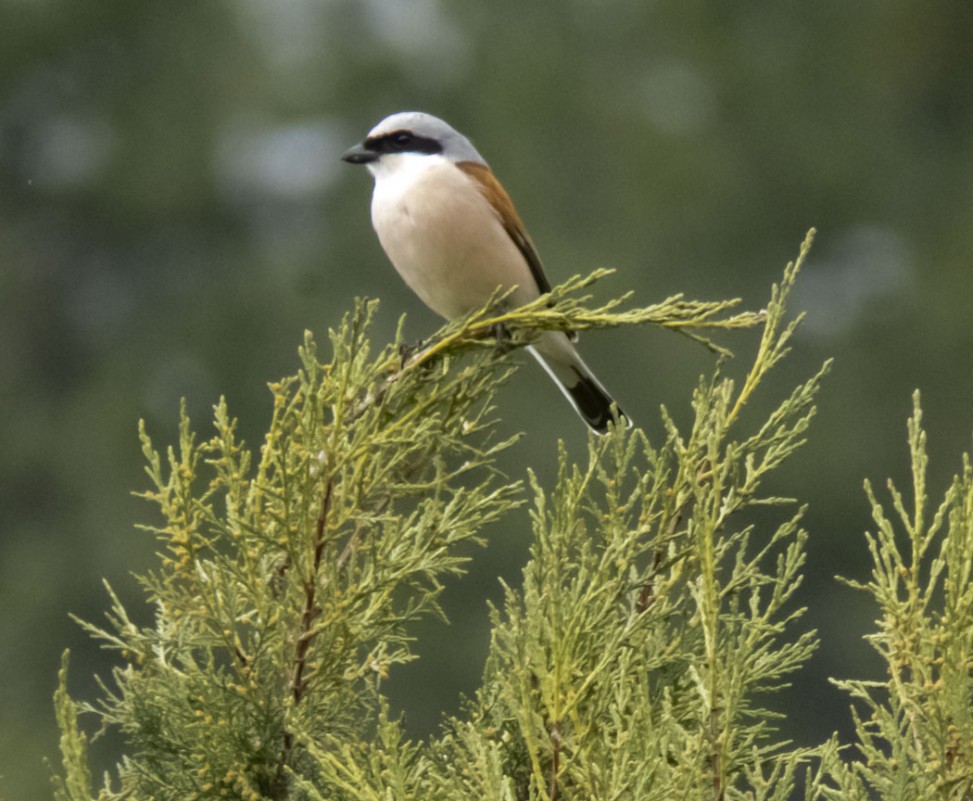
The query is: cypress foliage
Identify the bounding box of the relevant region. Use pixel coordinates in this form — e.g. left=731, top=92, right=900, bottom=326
left=823, top=393, right=973, bottom=800
left=51, top=232, right=973, bottom=800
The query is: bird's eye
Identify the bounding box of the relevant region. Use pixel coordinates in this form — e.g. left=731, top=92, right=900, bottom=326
left=392, top=132, right=413, bottom=148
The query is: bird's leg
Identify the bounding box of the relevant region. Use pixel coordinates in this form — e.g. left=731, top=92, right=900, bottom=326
left=491, top=321, right=515, bottom=355
left=398, top=340, right=418, bottom=368
left=398, top=338, right=432, bottom=369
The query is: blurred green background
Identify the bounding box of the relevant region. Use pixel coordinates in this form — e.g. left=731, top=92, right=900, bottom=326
left=3, top=1, right=972, bottom=796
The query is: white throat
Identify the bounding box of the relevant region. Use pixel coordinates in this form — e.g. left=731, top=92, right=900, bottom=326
left=366, top=152, right=449, bottom=186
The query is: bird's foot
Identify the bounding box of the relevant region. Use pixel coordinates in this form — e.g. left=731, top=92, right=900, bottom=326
left=397, top=338, right=426, bottom=368
left=491, top=322, right=515, bottom=355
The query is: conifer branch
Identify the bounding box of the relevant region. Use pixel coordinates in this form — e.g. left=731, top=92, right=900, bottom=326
left=51, top=653, right=93, bottom=801
left=831, top=390, right=973, bottom=799
left=727, top=228, right=815, bottom=427
left=49, top=234, right=973, bottom=801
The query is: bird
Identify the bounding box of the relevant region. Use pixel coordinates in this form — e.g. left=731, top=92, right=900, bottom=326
left=341, top=111, right=625, bottom=434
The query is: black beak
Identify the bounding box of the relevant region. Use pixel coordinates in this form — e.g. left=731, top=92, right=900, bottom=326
left=341, top=143, right=378, bottom=165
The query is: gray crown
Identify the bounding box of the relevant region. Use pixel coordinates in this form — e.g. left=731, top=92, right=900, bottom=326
left=366, top=111, right=487, bottom=165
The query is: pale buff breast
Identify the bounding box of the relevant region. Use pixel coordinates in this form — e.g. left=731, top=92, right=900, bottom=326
left=369, top=155, right=539, bottom=320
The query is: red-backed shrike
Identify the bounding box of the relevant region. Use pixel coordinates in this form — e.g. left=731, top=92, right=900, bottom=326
left=342, top=111, right=624, bottom=434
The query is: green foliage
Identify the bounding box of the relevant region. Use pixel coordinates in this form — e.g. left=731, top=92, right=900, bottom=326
left=822, top=393, right=973, bottom=800
left=58, top=293, right=531, bottom=801
left=53, top=235, right=823, bottom=800
left=435, top=233, right=828, bottom=801
left=52, top=654, right=92, bottom=801
left=52, top=232, right=973, bottom=799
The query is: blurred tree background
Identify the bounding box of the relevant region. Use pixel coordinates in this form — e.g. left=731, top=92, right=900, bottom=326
left=2, top=1, right=972, bottom=797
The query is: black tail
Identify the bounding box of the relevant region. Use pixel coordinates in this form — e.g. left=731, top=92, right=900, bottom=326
left=566, top=368, right=626, bottom=434
left=527, top=333, right=628, bottom=435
